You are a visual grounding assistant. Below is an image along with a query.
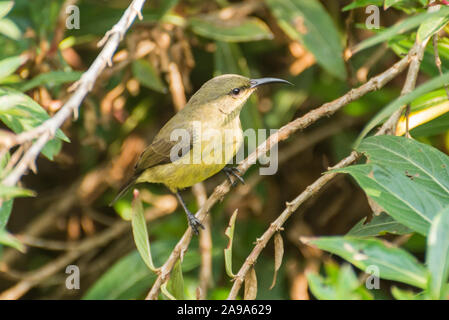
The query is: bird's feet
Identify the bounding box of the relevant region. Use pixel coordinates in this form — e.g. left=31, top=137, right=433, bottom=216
left=222, top=167, right=245, bottom=186
left=186, top=210, right=205, bottom=235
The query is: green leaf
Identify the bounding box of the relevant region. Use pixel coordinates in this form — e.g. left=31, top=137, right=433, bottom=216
left=384, top=0, right=404, bottom=9
left=18, top=71, right=82, bottom=92
left=83, top=243, right=200, bottom=299
left=0, top=1, right=14, bottom=19
left=337, top=164, right=440, bottom=235
left=355, top=71, right=449, bottom=145
left=383, top=0, right=425, bottom=10
left=343, top=0, right=383, bottom=11
left=266, top=0, right=346, bottom=80
left=214, top=41, right=262, bottom=132
left=224, top=209, right=238, bottom=278
left=0, top=185, right=35, bottom=200
left=426, top=206, right=449, bottom=299
left=0, top=55, right=25, bottom=81
left=417, top=10, right=449, bottom=43
left=161, top=282, right=176, bottom=300
left=307, top=263, right=373, bottom=300
left=83, top=250, right=154, bottom=300
left=307, top=236, right=428, bottom=288
left=391, top=286, right=427, bottom=300
left=189, top=16, right=273, bottom=42
left=0, top=199, right=12, bottom=230
left=41, top=138, right=62, bottom=161
left=131, top=59, right=166, bottom=93
left=348, top=212, right=413, bottom=237
left=0, top=87, right=69, bottom=156
left=358, top=135, right=449, bottom=206
left=0, top=229, right=25, bottom=252
left=131, top=193, right=157, bottom=272
left=0, top=18, right=22, bottom=40
left=167, top=259, right=184, bottom=300
left=353, top=7, right=449, bottom=53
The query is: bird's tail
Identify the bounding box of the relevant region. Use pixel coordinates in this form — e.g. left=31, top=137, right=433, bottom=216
left=109, top=174, right=138, bottom=206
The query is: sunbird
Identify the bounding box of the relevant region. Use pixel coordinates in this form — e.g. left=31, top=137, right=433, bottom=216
left=111, top=74, right=291, bottom=234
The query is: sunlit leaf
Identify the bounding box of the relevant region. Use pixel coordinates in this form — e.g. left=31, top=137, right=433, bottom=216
left=0, top=18, right=22, bottom=40
left=0, top=55, right=25, bottom=81
left=355, top=71, right=449, bottom=145
left=396, top=101, right=449, bottom=136
left=0, top=1, right=13, bottom=19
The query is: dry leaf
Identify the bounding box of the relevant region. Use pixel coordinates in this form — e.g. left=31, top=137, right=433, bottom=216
left=270, top=232, right=284, bottom=289
left=244, top=267, right=257, bottom=300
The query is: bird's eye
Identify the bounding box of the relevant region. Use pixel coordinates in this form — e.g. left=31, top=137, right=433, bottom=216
left=231, top=88, right=241, bottom=96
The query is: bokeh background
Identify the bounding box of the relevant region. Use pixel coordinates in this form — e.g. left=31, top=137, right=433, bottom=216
left=0, top=0, right=444, bottom=299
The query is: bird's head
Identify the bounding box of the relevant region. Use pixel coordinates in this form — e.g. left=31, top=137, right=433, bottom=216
left=187, top=74, right=291, bottom=116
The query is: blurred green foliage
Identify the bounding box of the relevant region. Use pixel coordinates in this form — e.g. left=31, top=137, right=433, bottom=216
left=1, top=0, right=449, bottom=301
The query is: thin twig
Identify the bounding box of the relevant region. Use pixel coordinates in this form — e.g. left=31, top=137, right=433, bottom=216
left=433, top=34, right=449, bottom=99
left=382, top=3, right=437, bottom=135
left=1, top=0, right=146, bottom=187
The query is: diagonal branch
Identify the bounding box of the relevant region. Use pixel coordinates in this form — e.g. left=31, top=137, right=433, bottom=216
left=1, top=0, right=147, bottom=187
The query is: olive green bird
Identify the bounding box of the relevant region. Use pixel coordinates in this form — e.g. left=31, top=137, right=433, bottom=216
left=110, top=74, right=291, bottom=234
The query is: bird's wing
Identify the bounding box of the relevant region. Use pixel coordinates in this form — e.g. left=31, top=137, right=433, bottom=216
left=134, top=122, right=194, bottom=173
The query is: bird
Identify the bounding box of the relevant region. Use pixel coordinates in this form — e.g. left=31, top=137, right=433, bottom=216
left=110, top=74, right=291, bottom=234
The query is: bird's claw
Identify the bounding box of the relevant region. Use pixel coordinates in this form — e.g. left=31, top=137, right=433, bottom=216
left=187, top=212, right=205, bottom=235
left=223, top=167, right=245, bottom=186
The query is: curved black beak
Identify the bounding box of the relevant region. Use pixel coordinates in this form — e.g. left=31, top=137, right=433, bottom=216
left=249, top=77, right=292, bottom=89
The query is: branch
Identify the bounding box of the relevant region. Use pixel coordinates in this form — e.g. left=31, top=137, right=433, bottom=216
left=145, top=44, right=415, bottom=299
left=1, top=0, right=146, bottom=187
